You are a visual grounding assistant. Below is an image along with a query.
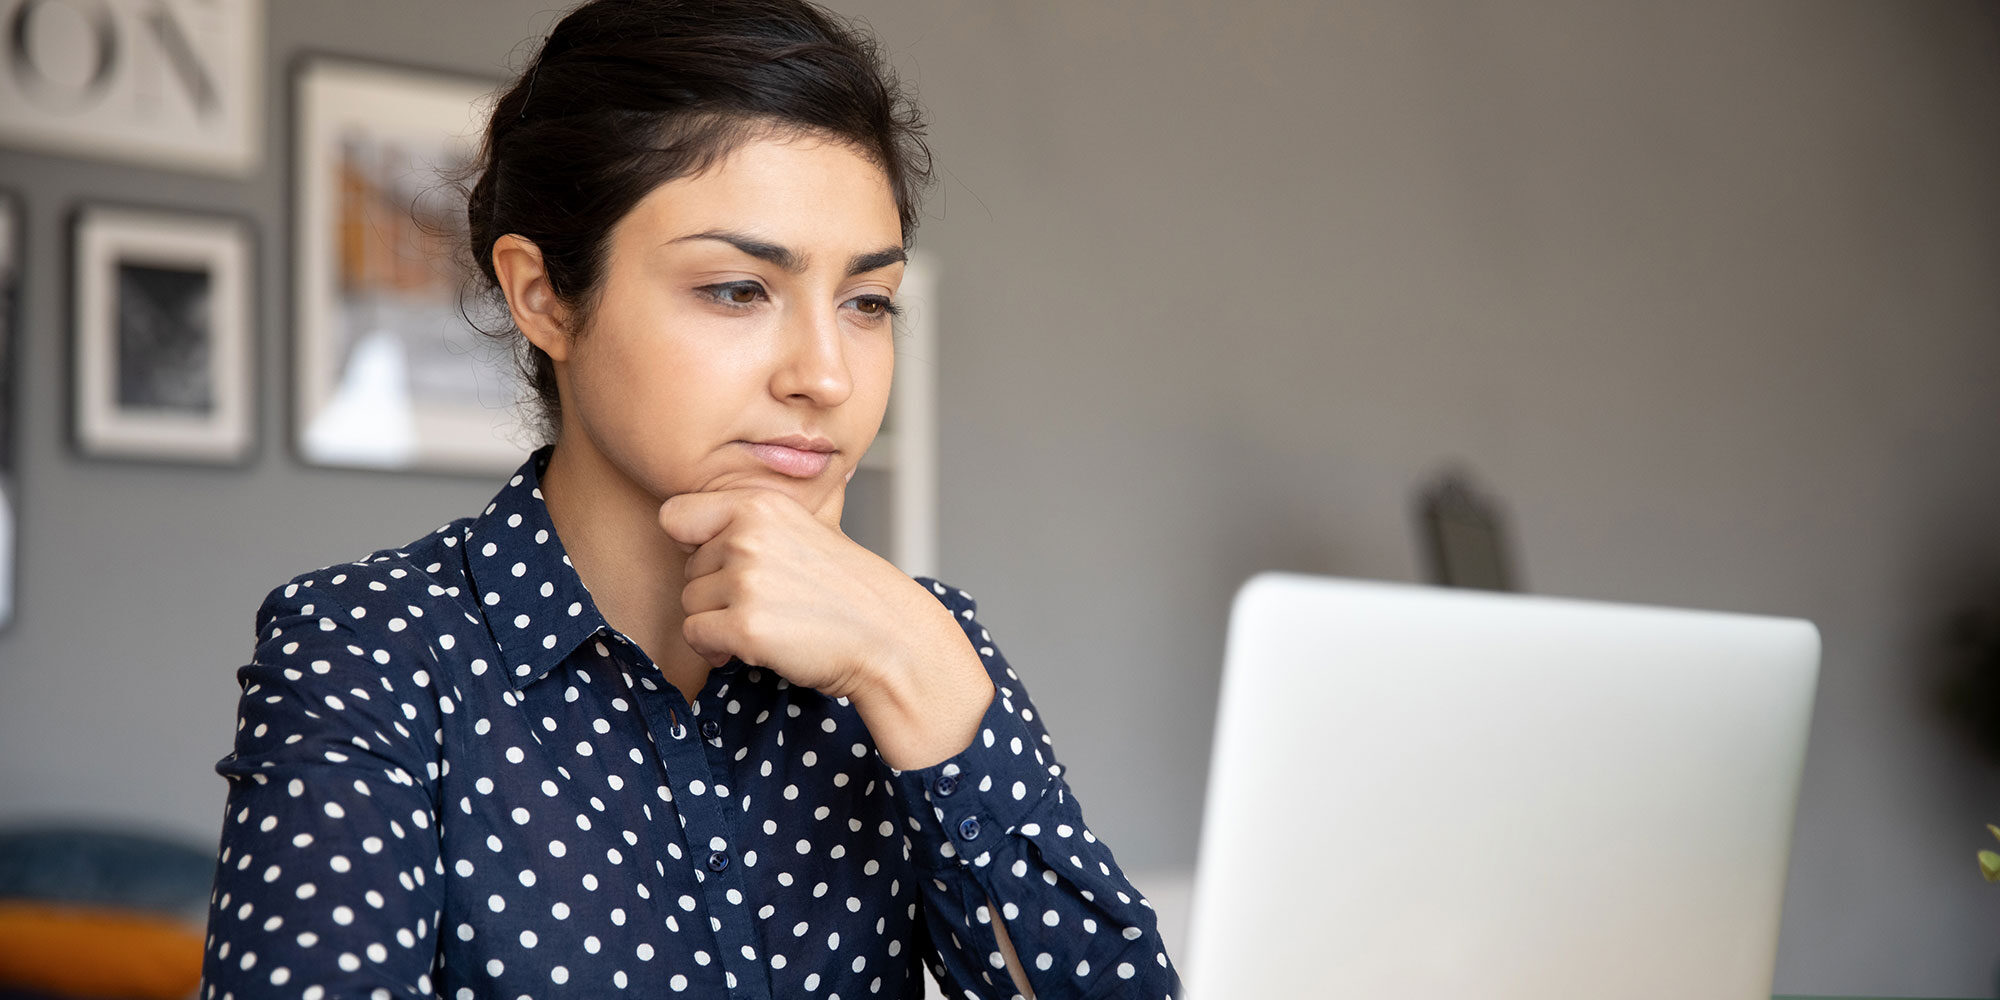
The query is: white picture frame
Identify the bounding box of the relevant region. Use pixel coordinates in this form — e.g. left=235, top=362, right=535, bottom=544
left=0, top=0, right=262, bottom=176
left=71, top=204, right=255, bottom=464
left=292, top=56, right=525, bottom=475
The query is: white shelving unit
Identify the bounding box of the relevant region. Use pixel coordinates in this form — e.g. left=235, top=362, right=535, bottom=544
left=852, top=249, right=939, bottom=578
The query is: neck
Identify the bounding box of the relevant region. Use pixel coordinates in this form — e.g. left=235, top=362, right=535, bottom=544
left=538, top=436, right=712, bottom=703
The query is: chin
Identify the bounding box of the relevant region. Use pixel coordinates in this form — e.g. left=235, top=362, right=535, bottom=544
left=696, top=469, right=836, bottom=504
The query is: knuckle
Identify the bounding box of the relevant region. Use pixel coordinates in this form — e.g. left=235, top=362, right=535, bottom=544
left=680, top=615, right=709, bottom=648
left=658, top=495, right=686, bottom=525
left=723, top=530, right=763, bottom=560
left=734, top=607, right=772, bottom=649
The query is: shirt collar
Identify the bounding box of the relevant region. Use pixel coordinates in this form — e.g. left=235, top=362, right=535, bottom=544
left=463, top=446, right=613, bottom=691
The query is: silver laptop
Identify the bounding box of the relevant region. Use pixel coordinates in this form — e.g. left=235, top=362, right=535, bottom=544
left=1186, top=574, right=1820, bottom=998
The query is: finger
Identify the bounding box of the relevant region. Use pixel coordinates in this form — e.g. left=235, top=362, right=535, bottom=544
left=658, top=489, right=756, bottom=549
left=681, top=609, right=742, bottom=669
left=682, top=535, right=731, bottom=582
left=679, top=570, right=733, bottom=617
left=680, top=490, right=803, bottom=578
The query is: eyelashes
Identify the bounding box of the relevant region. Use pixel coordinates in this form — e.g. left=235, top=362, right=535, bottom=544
left=696, top=281, right=902, bottom=320
left=848, top=294, right=902, bottom=320
left=701, top=281, right=766, bottom=307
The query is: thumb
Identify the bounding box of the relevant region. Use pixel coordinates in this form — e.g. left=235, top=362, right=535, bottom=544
left=658, top=490, right=742, bottom=552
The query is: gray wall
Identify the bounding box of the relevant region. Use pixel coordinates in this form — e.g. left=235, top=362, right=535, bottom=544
left=3, top=1, right=1998, bottom=994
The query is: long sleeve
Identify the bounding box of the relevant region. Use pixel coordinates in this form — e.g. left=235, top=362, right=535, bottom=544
left=202, top=572, right=446, bottom=999
left=891, top=581, right=1182, bottom=1000
left=202, top=457, right=1168, bottom=999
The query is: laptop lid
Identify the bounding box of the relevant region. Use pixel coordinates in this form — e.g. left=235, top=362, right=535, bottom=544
left=1186, top=573, right=1820, bottom=998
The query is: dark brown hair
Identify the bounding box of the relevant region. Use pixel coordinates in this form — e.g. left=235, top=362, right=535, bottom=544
left=464, top=0, right=931, bottom=439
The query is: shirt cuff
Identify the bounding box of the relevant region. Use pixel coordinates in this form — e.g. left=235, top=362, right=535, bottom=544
left=888, top=680, right=1058, bottom=872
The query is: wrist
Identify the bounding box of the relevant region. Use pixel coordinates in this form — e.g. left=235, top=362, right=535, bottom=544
left=849, top=597, right=993, bottom=770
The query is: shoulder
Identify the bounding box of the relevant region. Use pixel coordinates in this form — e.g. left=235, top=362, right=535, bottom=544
left=236, top=521, right=480, bottom=744
left=253, top=519, right=477, bottom=644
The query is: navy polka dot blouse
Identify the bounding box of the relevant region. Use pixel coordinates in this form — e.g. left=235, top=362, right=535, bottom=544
left=201, top=449, right=1181, bottom=999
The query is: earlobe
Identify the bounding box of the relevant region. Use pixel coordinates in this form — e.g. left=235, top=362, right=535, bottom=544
left=491, top=234, right=572, bottom=362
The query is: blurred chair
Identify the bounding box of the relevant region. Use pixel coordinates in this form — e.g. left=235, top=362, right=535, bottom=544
left=0, top=827, right=211, bottom=1000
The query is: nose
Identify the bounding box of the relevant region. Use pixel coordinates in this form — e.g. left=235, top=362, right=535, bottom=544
left=769, top=302, right=853, bottom=408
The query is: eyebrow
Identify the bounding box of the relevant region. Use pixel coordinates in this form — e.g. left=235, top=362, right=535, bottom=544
left=672, top=230, right=906, bottom=277
left=845, top=245, right=908, bottom=276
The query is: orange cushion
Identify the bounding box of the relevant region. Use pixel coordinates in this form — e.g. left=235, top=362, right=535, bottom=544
left=0, top=900, right=202, bottom=1000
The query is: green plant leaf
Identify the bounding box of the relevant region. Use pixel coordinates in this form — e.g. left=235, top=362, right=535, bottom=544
left=1980, top=849, right=2000, bottom=882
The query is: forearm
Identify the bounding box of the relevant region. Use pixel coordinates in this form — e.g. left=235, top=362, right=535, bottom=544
left=888, top=581, right=1182, bottom=998
left=849, top=611, right=994, bottom=771
left=920, top=796, right=1178, bottom=999
left=989, top=896, right=1036, bottom=998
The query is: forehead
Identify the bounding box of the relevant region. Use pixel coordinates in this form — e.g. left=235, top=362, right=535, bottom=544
left=616, top=134, right=903, bottom=256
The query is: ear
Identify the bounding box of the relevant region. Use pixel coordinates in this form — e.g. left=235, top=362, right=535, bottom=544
left=491, top=234, right=572, bottom=363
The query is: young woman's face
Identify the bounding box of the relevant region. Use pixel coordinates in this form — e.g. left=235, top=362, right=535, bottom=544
left=557, top=134, right=904, bottom=517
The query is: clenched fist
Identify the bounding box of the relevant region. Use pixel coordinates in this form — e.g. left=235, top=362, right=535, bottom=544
left=659, top=488, right=994, bottom=769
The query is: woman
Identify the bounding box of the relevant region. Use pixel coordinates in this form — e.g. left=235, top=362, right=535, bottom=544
left=200, top=2, right=1180, bottom=998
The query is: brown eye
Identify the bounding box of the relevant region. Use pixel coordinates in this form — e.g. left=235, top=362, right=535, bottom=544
left=702, top=282, right=767, bottom=307
left=847, top=295, right=898, bottom=319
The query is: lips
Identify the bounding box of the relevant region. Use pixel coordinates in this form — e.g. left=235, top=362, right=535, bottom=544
left=743, top=436, right=836, bottom=478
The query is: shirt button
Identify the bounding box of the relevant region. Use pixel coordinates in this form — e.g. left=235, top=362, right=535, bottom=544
left=957, top=816, right=981, bottom=842
left=700, top=719, right=721, bottom=740
left=933, top=774, right=958, bottom=798
left=707, top=851, right=730, bottom=873
left=670, top=722, right=687, bottom=740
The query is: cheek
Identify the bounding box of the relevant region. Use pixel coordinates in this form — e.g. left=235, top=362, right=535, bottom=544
left=567, top=313, right=708, bottom=441
left=579, top=335, right=728, bottom=433
left=573, top=288, right=705, bottom=401
left=853, top=335, right=897, bottom=407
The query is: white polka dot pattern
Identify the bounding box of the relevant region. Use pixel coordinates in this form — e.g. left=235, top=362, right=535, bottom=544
left=200, top=448, right=1181, bottom=999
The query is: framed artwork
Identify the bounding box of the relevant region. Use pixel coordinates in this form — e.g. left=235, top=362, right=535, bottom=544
left=0, top=0, right=262, bottom=176
left=0, top=191, right=18, bottom=630
left=71, top=204, right=255, bottom=464
left=292, top=56, right=525, bottom=475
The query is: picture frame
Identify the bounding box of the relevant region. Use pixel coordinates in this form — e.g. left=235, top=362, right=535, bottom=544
left=0, top=190, right=20, bottom=630
left=71, top=204, right=255, bottom=465
left=291, top=56, right=525, bottom=475
left=0, top=0, right=264, bottom=176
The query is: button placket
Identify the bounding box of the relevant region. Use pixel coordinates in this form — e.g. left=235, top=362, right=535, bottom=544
left=676, top=683, right=771, bottom=997
left=622, top=677, right=764, bottom=991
